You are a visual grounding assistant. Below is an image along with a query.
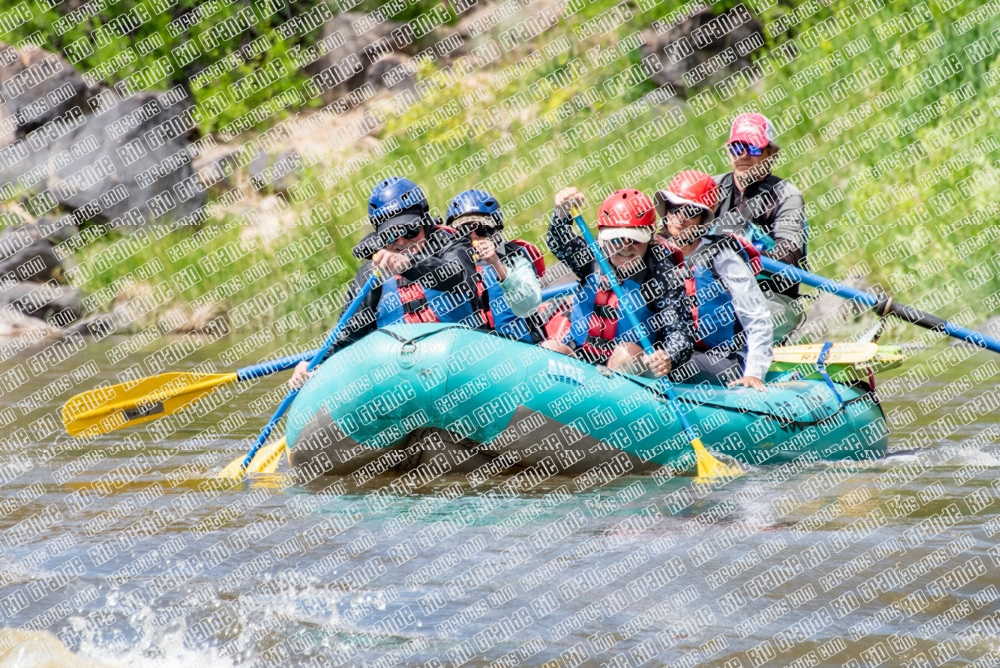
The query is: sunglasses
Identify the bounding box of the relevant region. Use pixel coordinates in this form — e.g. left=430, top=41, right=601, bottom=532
left=729, top=141, right=765, bottom=157
left=667, top=204, right=705, bottom=220
left=459, top=222, right=499, bottom=237
left=381, top=225, right=423, bottom=244
left=603, top=237, right=642, bottom=247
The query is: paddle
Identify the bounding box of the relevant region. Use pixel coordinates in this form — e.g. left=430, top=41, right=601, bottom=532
left=218, top=270, right=382, bottom=479
left=759, top=257, right=1000, bottom=355
left=771, top=342, right=879, bottom=365
left=541, top=283, right=577, bottom=300
left=62, top=350, right=320, bottom=438
left=569, top=208, right=741, bottom=480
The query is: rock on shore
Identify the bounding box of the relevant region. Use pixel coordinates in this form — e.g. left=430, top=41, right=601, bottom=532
left=0, top=43, right=205, bottom=227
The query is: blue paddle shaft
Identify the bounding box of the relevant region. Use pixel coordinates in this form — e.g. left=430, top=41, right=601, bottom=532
left=541, top=283, right=576, bottom=301
left=236, top=350, right=320, bottom=381
left=571, top=214, right=701, bottom=440
left=759, top=256, right=1000, bottom=355
left=240, top=272, right=381, bottom=471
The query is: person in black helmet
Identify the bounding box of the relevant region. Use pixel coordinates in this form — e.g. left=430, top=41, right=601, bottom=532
left=289, top=176, right=477, bottom=389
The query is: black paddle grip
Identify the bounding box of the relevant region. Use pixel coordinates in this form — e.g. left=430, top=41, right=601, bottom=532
left=887, top=300, right=947, bottom=331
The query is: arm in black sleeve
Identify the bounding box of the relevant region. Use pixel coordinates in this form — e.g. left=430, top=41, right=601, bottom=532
left=658, top=285, right=694, bottom=368
left=546, top=212, right=595, bottom=282
left=399, top=232, right=475, bottom=293
left=647, top=254, right=694, bottom=368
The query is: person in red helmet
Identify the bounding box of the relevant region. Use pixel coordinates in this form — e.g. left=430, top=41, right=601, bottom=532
left=542, top=187, right=693, bottom=378
left=655, top=170, right=773, bottom=391
left=715, top=112, right=806, bottom=341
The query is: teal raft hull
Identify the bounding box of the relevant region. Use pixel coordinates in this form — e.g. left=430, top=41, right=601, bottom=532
left=286, top=324, right=888, bottom=478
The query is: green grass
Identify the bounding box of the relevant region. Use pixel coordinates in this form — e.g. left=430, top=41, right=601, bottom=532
left=24, top=0, right=1000, bottom=333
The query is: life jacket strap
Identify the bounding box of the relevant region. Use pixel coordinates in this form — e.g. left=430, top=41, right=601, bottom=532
left=472, top=265, right=495, bottom=328
left=582, top=282, right=620, bottom=361
left=397, top=277, right=440, bottom=324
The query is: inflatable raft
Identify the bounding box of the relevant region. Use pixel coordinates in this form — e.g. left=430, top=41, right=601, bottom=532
left=285, top=324, right=888, bottom=478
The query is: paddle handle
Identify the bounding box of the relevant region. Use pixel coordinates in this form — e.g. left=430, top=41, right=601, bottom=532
left=237, top=350, right=320, bottom=381
left=541, top=283, right=576, bottom=301
left=240, top=271, right=381, bottom=471
left=570, top=212, right=699, bottom=439
left=759, top=256, right=1000, bottom=355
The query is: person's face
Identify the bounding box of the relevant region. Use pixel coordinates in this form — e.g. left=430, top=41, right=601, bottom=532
left=383, top=226, right=425, bottom=254
left=602, top=237, right=648, bottom=268
left=728, top=142, right=777, bottom=182
left=456, top=219, right=498, bottom=241
left=665, top=207, right=705, bottom=243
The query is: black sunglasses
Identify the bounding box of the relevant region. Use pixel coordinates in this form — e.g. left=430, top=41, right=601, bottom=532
left=603, top=237, right=642, bottom=248
left=458, top=222, right=499, bottom=236
left=381, top=225, right=423, bottom=244
left=667, top=204, right=705, bottom=220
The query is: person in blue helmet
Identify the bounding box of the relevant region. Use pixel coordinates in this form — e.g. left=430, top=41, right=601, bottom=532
left=289, top=176, right=478, bottom=389
left=446, top=189, right=545, bottom=342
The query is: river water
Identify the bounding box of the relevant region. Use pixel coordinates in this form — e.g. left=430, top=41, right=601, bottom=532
left=0, top=334, right=998, bottom=668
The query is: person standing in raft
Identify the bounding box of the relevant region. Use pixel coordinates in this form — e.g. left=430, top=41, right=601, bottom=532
left=655, top=170, right=773, bottom=391
left=541, top=187, right=694, bottom=378
left=447, top=189, right=545, bottom=342
left=714, top=112, right=807, bottom=340
left=289, top=176, right=478, bottom=389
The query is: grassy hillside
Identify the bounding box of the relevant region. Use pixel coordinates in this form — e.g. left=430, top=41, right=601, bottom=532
left=28, top=0, right=1000, bottom=333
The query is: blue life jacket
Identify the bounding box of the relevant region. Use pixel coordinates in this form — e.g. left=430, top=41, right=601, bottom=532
left=376, top=275, right=474, bottom=327
left=475, top=240, right=544, bottom=342
left=682, top=234, right=760, bottom=352
left=478, top=264, right=535, bottom=342
left=569, top=270, right=656, bottom=363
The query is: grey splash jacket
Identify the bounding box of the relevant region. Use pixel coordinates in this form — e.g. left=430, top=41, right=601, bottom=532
left=714, top=172, right=806, bottom=297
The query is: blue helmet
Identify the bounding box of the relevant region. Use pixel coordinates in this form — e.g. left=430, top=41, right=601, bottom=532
left=446, top=189, right=502, bottom=229
left=368, top=176, right=429, bottom=224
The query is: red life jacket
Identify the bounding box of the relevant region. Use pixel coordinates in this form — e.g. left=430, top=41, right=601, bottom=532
left=396, top=279, right=441, bottom=324
left=509, top=239, right=546, bottom=278
left=543, top=309, right=572, bottom=341
left=580, top=277, right=620, bottom=361
left=391, top=224, right=461, bottom=325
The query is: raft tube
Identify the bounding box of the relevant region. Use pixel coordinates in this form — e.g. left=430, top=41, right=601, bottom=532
left=285, top=324, right=888, bottom=478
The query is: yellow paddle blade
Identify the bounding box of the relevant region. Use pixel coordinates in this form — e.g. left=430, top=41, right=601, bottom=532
left=62, top=371, right=239, bottom=438
left=218, top=453, right=247, bottom=479
left=691, top=438, right=742, bottom=481
left=218, top=437, right=287, bottom=479
left=772, top=342, right=879, bottom=366
left=246, top=438, right=287, bottom=474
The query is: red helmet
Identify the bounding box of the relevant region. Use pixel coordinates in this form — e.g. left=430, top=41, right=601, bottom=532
left=597, top=189, right=656, bottom=244
left=655, top=171, right=718, bottom=223
left=597, top=189, right=656, bottom=227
